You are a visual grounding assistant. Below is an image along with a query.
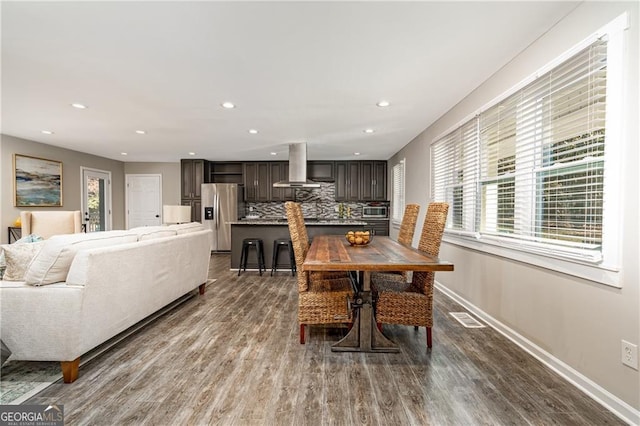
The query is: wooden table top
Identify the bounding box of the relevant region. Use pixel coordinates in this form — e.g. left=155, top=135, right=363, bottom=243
left=303, top=235, right=454, bottom=272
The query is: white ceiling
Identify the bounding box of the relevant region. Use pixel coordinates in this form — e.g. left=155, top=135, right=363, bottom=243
left=1, top=1, right=578, bottom=162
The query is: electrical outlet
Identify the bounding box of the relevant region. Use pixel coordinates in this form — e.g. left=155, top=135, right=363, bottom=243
left=621, top=340, right=638, bottom=370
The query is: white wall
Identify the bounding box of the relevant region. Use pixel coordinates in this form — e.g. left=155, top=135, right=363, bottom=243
left=389, top=1, right=639, bottom=419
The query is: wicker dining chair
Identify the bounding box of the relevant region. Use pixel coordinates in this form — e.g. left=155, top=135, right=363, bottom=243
left=371, top=203, right=420, bottom=283
left=372, top=202, right=449, bottom=348
left=284, top=202, right=355, bottom=344
left=286, top=201, right=348, bottom=282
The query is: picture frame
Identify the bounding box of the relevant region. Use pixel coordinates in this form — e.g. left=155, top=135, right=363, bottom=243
left=13, top=154, right=63, bottom=207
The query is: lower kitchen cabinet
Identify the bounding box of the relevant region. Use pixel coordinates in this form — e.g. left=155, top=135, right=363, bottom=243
left=182, top=199, right=201, bottom=222
left=363, top=219, right=389, bottom=236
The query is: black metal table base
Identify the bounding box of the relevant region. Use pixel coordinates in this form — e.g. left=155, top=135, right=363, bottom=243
left=331, top=274, right=399, bottom=353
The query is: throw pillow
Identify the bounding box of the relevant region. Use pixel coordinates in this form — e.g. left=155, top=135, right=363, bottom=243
left=0, top=235, right=44, bottom=279
left=0, top=250, right=5, bottom=279
left=24, top=232, right=138, bottom=286
left=1, top=242, right=46, bottom=281
left=15, top=234, right=44, bottom=244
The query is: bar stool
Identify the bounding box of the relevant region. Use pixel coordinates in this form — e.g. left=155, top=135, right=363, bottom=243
left=271, top=238, right=296, bottom=276
left=238, top=238, right=266, bottom=276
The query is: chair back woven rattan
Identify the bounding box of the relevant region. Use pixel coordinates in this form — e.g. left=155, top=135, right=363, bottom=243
left=284, top=201, right=355, bottom=344
left=285, top=202, right=313, bottom=292
left=371, top=203, right=420, bottom=283
left=412, top=202, right=448, bottom=294
left=373, top=202, right=449, bottom=348
left=397, top=203, right=420, bottom=281
left=397, top=204, right=420, bottom=246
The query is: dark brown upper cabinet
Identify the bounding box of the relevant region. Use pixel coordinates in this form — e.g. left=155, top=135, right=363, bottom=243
left=335, top=161, right=361, bottom=201
left=307, top=161, right=334, bottom=181
left=243, top=162, right=271, bottom=202
left=360, top=161, right=387, bottom=201
left=270, top=162, right=295, bottom=201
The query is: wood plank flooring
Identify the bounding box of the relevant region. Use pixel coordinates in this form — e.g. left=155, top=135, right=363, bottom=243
left=27, top=253, right=624, bottom=425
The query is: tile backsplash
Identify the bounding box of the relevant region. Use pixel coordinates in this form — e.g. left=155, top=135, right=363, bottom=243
left=245, top=183, right=386, bottom=219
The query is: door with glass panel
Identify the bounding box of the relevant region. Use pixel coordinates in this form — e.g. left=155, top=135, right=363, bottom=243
left=82, top=168, right=112, bottom=232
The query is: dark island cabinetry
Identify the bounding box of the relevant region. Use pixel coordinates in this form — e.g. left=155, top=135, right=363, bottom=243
left=231, top=221, right=365, bottom=270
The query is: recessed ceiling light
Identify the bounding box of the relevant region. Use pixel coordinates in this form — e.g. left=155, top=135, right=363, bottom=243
left=354, top=152, right=361, bottom=156
left=41, top=130, right=54, bottom=135
left=71, top=103, right=87, bottom=109
left=376, top=100, right=390, bottom=107
left=270, top=152, right=277, bottom=156
left=188, top=152, right=196, bottom=156
left=221, top=102, right=235, bottom=109
left=121, top=152, right=128, bottom=156
left=135, top=130, right=146, bottom=135
left=364, top=128, right=375, bottom=134
left=248, top=129, right=259, bottom=134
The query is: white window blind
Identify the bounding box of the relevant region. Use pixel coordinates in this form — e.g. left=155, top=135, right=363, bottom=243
left=392, top=160, right=405, bottom=224
left=431, top=119, right=478, bottom=233
left=432, top=37, right=608, bottom=262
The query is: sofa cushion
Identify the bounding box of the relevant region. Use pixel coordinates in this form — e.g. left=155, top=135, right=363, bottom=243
left=1, top=241, right=46, bottom=281
left=167, top=222, right=204, bottom=235
left=127, top=226, right=177, bottom=241
left=24, top=231, right=139, bottom=286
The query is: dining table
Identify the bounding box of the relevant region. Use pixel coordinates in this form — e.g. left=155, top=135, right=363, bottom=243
left=303, top=235, right=454, bottom=353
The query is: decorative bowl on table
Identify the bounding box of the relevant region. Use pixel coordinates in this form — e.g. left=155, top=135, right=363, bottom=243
left=345, top=230, right=373, bottom=246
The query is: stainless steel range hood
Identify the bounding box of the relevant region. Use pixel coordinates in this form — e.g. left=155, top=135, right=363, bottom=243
left=273, top=143, right=320, bottom=188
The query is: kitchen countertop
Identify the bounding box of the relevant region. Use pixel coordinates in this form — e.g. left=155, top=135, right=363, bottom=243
left=230, top=218, right=367, bottom=226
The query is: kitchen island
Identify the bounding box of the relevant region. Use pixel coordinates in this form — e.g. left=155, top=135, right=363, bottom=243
left=230, top=218, right=366, bottom=272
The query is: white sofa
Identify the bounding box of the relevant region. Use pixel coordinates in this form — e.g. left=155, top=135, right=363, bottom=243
left=0, top=223, right=212, bottom=383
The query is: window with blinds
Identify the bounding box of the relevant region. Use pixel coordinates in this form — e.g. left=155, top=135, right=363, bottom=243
left=432, top=37, right=609, bottom=261
left=431, top=119, right=478, bottom=233
left=392, top=160, right=405, bottom=224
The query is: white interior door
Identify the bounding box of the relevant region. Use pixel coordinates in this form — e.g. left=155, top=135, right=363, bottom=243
left=82, top=167, right=112, bottom=232
left=126, top=174, right=162, bottom=229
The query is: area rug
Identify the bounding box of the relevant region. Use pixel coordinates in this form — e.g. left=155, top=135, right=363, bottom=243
left=0, top=279, right=216, bottom=404
left=0, top=360, right=62, bottom=404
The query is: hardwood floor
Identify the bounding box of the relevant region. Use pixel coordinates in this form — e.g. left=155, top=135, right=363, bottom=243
left=28, top=253, right=623, bottom=425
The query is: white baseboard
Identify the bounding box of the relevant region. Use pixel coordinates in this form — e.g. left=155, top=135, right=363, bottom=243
left=435, top=282, right=640, bottom=426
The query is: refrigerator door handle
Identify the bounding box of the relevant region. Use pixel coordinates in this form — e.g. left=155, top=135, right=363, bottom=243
left=215, top=194, right=219, bottom=230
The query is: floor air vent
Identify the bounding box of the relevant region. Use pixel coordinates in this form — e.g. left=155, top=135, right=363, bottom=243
left=450, top=312, right=485, bottom=328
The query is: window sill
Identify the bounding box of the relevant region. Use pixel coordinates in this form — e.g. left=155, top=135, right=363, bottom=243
left=442, top=233, right=621, bottom=288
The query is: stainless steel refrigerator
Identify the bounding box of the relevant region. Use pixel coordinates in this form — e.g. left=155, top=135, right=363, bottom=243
left=201, top=183, right=243, bottom=251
